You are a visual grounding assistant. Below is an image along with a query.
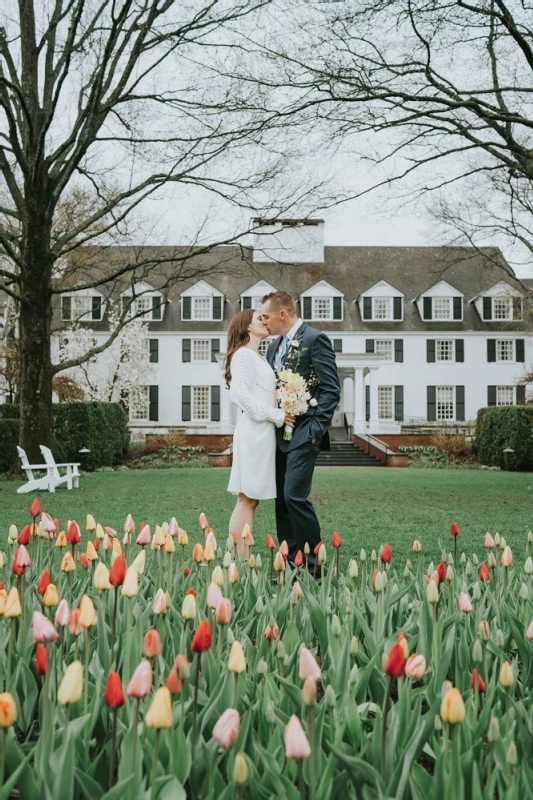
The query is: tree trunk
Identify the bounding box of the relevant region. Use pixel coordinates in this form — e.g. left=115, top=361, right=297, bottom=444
left=19, top=215, right=54, bottom=462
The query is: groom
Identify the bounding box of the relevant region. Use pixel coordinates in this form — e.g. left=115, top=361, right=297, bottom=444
left=262, top=291, right=341, bottom=578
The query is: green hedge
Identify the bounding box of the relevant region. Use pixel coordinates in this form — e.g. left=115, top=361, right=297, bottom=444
left=475, top=406, right=533, bottom=471
left=0, top=402, right=130, bottom=472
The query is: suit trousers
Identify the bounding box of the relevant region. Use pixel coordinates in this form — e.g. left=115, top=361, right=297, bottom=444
left=275, top=439, right=322, bottom=575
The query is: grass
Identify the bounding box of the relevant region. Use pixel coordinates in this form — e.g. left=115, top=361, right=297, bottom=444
left=2, top=466, right=533, bottom=570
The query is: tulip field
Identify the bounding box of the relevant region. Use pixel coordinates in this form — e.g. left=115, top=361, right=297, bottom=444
left=0, top=500, right=532, bottom=799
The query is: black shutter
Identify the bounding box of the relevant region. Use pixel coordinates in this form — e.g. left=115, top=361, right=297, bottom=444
left=365, top=339, right=375, bottom=353
left=513, top=297, right=522, bottom=319
left=61, top=296, right=72, bottom=321
left=212, top=296, right=222, bottom=320
left=516, top=339, right=525, bottom=362
left=333, top=339, right=342, bottom=353
left=333, top=297, right=343, bottom=320
left=483, top=297, right=492, bottom=320
left=182, top=386, right=191, bottom=421
left=456, top=386, right=465, bottom=421
left=394, top=339, right=403, bottom=363
left=242, top=296, right=252, bottom=310
left=427, top=340, right=436, bottom=362
left=487, top=386, right=497, bottom=406
left=427, top=386, right=436, bottom=421
left=393, top=297, right=402, bottom=320
left=455, top=339, right=464, bottom=362
left=303, top=297, right=312, bottom=320
left=516, top=385, right=526, bottom=405
left=487, top=339, right=496, bottom=362
left=394, top=386, right=404, bottom=421
left=453, top=297, right=462, bottom=320
left=363, top=297, right=372, bottom=320
left=182, top=339, right=191, bottom=362
left=152, top=296, right=163, bottom=320
left=211, top=339, right=220, bottom=363
left=365, top=385, right=370, bottom=422
left=91, top=296, right=102, bottom=320
left=423, top=297, right=432, bottom=320
left=182, top=297, right=191, bottom=320
left=149, top=339, right=159, bottom=363
left=211, top=386, right=220, bottom=421
left=148, top=386, right=159, bottom=421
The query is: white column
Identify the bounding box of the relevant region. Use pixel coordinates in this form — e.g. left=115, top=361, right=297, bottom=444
left=353, top=367, right=365, bottom=433
left=343, top=376, right=354, bottom=415
left=368, top=368, right=380, bottom=433
left=220, top=385, right=231, bottom=429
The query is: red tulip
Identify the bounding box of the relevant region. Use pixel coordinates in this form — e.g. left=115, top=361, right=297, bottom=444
left=79, top=553, right=90, bottom=569
left=380, top=544, right=392, bottom=564
left=436, top=562, right=446, bottom=584
left=143, top=629, right=162, bottom=658
left=266, top=534, right=276, bottom=550
left=36, top=643, right=47, bottom=676
left=183, top=567, right=191, bottom=577
left=30, top=497, right=41, bottom=518
left=12, top=545, right=31, bottom=575
left=471, top=669, right=486, bottom=693
left=67, top=521, right=81, bottom=545
left=479, top=563, right=490, bottom=582
left=92, top=538, right=99, bottom=551
left=331, top=531, right=342, bottom=549
left=166, top=667, right=183, bottom=694
left=372, top=568, right=380, bottom=589
left=450, top=522, right=460, bottom=537
left=294, top=550, right=304, bottom=567
left=109, top=555, right=126, bottom=586
left=37, top=570, right=51, bottom=596
left=105, top=671, right=126, bottom=708
left=313, top=541, right=323, bottom=556
left=384, top=640, right=405, bottom=678
left=18, top=525, right=31, bottom=546
left=191, top=620, right=212, bottom=653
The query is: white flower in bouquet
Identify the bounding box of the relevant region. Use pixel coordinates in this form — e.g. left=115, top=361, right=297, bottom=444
left=276, top=369, right=313, bottom=441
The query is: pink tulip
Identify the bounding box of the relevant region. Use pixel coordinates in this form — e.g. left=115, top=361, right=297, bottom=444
left=264, top=623, right=280, bottom=641
left=127, top=659, right=153, bottom=698
left=284, top=715, right=311, bottom=760
left=136, top=525, right=151, bottom=546
left=243, top=529, right=254, bottom=547
left=32, top=610, right=59, bottom=643
left=279, top=540, right=289, bottom=559
left=412, top=540, right=422, bottom=553
left=212, top=708, right=240, bottom=751
left=525, top=620, right=533, bottom=640
left=458, top=592, right=473, bottom=613
left=299, top=647, right=321, bottom=682
left=103, top=533, right=112, bottom=551
left=124, top=514, right=135, bottom=533
left=152, top=589, right=167, bottom=614
left=168, top=517, right=179, bottom=537
left=122, top=531, right=131, bottom=545
left=55, top=599, right=71, bottom=627
left=205, top=530, right=217, bottom=551
left=404, top=654, right=428, bottom=680
left=501, top=546, right=513, bottom=567
left=207, top=583, right=223, bottom=611
left=41, top=513, right=57, bottom=536
left=199, top=513, right=208, bottom=530
left=292, top=581, right=303, bottom=600
left=483, top=532, right=495, bottom=549
left=17, top=544, right=32, bottom=568
left=214, top=598, right=232, bottom=625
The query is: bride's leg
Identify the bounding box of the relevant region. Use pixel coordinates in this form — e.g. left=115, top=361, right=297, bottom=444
left=229, top=494, right=259, bottom=557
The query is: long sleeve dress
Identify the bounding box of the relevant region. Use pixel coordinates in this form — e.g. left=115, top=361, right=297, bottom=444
left=227, top=347, right=285, bottom=499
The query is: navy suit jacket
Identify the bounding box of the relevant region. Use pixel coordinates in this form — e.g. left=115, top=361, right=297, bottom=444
left=267, top=322, right=341, bottom=452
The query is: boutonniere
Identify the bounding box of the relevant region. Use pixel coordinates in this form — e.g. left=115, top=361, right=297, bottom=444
left=290, top=339, right=301, bottom=348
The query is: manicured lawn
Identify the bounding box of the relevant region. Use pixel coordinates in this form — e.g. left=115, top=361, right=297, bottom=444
left=2, top=466, right=532, bottom=568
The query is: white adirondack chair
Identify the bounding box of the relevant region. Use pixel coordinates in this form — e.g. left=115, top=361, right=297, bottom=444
left=16, top=446, right=56, bottom=494
left=39, top=445, right=80, bottom=492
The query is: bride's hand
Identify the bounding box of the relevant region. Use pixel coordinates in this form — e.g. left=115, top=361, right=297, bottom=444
left=284, top=412, right=296, bottom=426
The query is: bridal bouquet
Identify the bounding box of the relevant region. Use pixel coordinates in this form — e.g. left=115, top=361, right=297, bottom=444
left=275, top=368, right=316, bottom=441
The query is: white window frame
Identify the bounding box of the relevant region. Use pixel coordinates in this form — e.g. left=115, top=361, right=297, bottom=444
left=191, top=339, right=211, bottom=362
left=496, top=339, right=514, bottom=363
left=436, top=339, right=454, bottom=362
left=433, top=297, right=453, bottom=321
left=61, top=294, right=104, bottom=322
left=492, top=297, right=512, bottom=321
left=312, top=297, right=333, bottom=321
left=372, top=297, right=392, bottom=321
left=129, top=386, right=149, bottom=421
left=378, top=386, right=394, bottom=420
left=496, top=386, right=515, bottom=406
left=192, top=386, right=211, bottom=421
left=192, top=297, right=213, bottom=321
left=436, top=386, right=455, bottom=421
left=375, top=340, right=393, bottom=361
left=130, top=293, right=163, bottom=321
left=259, top=337, right=274, bottom=356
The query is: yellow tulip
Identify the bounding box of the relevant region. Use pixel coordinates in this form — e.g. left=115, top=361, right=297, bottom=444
left=212, top=565, right=224, bottom=586
left=273, top=552, right=285, bottom=572
left=154, top=526, right=165, bottom=547
left=131, top=549, right=146, bottom=577
left=164, top=535, right=175, bottom=554
left=95, top=524, right=105, bottom=540
left=58, top=660, right=83, bottom=705
left=3, top=587, right=22, bottom=618
left=42, top=584, right=59, bottom=608
left=112, top=538, right=122, bottom=555
left=61, top=552, right=76, bottom=573
left=0, top=693, right=17, bottom=727
left=440, top=687, right=465, bottom=724
left=78, top=595, right=97, bottom=628
left=8, top=525, right=18, bottom=545
left=0, top=589, right=7, bottom=614
left=499, top=661, right=514, bottom=688
left=55, top=531, right=67, bottom=548
left=86, top=541, right=98, bottom=562
left=93, top=562, right=112, bottom=591
left=144, top=687, right=173, bottom=729
left=228, top=641, right=247, bottom=674
left=178, top=530, right=189, bottom=547
left=86, top=514, right=96, bottom=531
left=204, top=542, right=215, bottom=562
left=233, top=753, right=248, bottom=785
left=121, top=567, right=139, bottom=598
left=181, top=594, right=197, bottom=620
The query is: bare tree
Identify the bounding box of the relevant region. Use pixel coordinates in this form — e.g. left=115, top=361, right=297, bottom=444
left=0, top=0, right=317, bottom=458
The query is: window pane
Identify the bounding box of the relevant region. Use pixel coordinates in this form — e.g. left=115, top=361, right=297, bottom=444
left=373, top=298, right=390, bottom=320
left=313, top=297, right=332, bottom=319
left=72, top=296, right=92, bottom=319
left=134, top=296, right=152, bottom=317
left=436, top=340, right=453, bottom=361
left=192, top=339, right=210, bottom=361
left=252, top=297, right=263, bottom=312
left=433, top=298, right=451, bottom=320
left=497, top=386, right=514, bottom=405
left=493, top=297, right=511, bottom=320
left=375, top=340, right=393, bottom=360
left=129, top=386, right=149, bottom=421
left=378, top=386, right=393, bottom=419
left=496, top=340, right=513, bottom=361
left=259, top=337, right=273, bottom=356
left=193, top=298, right=211, bottom=320
left=192, top=386, right=210, bottom=420
left=436, top=386, right=454, bottom=420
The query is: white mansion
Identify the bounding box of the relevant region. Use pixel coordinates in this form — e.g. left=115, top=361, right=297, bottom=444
left=54, top=219, right=532, bottom=441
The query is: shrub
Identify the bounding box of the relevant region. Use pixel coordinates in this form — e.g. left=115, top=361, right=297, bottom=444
left=0, top=419, right=21, bottom=472
left=429, top=432, right=472, bottom=462
left=475, top=405, right=533, bottom=470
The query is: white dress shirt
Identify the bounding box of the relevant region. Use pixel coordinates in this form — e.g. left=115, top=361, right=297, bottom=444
left=274, top=318, right=303, bottom=371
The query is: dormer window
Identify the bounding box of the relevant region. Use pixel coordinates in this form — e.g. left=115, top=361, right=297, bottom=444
left=362, top=296, right=402, bottom=321
left=121, top=283, right=164, bottom=321
left=241, top=280, right=276, bottom=312
left=61, top=292, right=104, bottom=322
left=422, top=296, right=462, bottom=321
left=483, top=296, right=522, bottom=321
left=301, top=281, right=344, bottom=321
left=181, top=280, right=224, bottom=321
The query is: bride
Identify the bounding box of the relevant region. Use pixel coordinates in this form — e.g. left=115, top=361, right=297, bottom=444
left=225, top=309, right=294, bottom=539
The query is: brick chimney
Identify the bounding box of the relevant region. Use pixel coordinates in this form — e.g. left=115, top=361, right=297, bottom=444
left=252, top=218, right=325, bottom=263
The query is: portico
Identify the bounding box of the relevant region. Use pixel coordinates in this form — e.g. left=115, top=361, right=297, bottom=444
left=335, top=353, right=401, bottom=435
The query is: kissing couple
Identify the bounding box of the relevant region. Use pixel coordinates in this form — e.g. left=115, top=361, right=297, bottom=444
left=225, top=290, right=341, bottom=580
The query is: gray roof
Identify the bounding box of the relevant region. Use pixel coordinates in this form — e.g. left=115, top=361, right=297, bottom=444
left=55, top=244, right=532, bottom=334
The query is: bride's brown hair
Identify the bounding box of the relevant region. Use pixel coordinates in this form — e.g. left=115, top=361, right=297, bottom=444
left=224, top=309, right=255, bottom=388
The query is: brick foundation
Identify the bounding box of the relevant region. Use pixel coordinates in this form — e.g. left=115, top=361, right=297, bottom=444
left=378, top=433, right=443, bottom=449
left=208, top=452, right=232, bottom=467
left=145, top=433, right=233, bottom=453
left=352, top=435, right=411, bottom=468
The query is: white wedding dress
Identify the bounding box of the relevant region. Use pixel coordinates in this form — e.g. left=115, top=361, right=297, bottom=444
left=227, top=347, right=285, bottom=500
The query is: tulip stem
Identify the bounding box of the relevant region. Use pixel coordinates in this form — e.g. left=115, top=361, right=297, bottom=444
left=6, top=618, right=15, bottom=689
left=297, top=760, right=305, bottom=799
left=307, top=707, right=315, bottom=800
left=63, top=705, right=69, bottom=748
left=150, top=729, right=160, bottom=800
left=192, top=653, right=201, bottom=742
left=84, top=631, right=90, bottom=715
left=0, top=729, right=6, bottom=786
left=111, top=587, right=119, bottom=657
left=109, top=708, right=118, bottom=789
left=381, top=676, right=393, bottom=782
left=131, top=698, right=140, bottom=774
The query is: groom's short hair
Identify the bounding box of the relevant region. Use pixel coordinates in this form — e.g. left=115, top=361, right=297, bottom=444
left=262, top=291, right=297, bottom=317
